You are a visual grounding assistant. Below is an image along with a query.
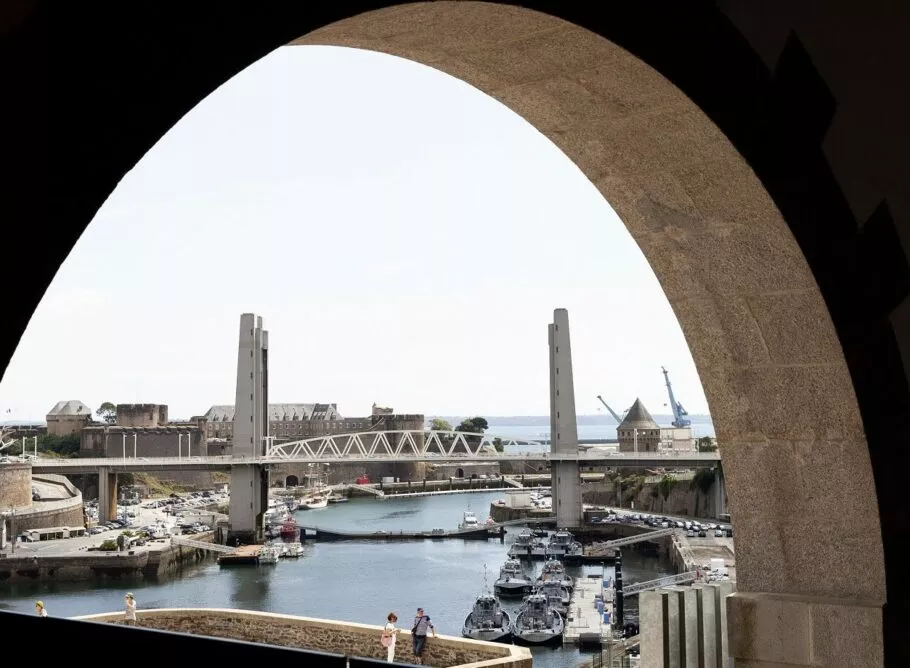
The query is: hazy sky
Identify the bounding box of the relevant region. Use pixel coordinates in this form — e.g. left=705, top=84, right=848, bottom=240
left=0, top=46, right=708, bottom=422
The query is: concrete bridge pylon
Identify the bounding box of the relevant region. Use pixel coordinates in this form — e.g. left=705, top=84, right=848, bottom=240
left=549, top=308, right=583, bottom=528
left=227, top=313, right=269, bottom=545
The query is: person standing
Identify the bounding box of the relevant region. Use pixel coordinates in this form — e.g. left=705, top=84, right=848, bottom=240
left=35, top=601, right=47, bottom=617
left=381, top=612, right=399, bottom=663
left=124, top=592, right=137, bottom=625
left=411, top=607, right=435, bottom=664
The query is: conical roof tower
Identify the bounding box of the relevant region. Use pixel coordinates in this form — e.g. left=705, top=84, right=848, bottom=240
left=618, top=398, right=659, bottom=430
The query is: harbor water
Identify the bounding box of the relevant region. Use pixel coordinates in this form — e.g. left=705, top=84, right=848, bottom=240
left=0, top=491, right=672, bottom=668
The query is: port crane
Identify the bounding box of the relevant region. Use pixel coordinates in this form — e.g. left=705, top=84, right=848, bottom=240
left=661, top=366, right=691, bottom=427
left=595, top=395, right=625, bottom=423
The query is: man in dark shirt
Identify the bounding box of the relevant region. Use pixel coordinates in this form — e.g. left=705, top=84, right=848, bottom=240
left=411, top=607, right=436, bottom=664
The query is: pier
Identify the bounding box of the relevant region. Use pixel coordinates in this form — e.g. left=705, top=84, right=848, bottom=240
left=217, top=545, right=261, bottom=565
left=562, top=575, right=614, bottom=646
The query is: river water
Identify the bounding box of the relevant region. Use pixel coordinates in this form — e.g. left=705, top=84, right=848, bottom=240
left=0, top=491, right=672, bottom=668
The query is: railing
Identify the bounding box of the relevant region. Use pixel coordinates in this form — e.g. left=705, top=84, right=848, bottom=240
left=591, top=527, right=677, bottom=549
left=621, top=571, right=699, bottom=596
left=171, top=537, right=234, bottom=553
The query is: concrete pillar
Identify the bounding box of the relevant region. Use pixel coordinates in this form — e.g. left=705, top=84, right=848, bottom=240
left=692, top=585, right=718, bottom=668
left=548, top=308, right=582, bottom=528
left=97, top=467, right=117, bottom=524
left=669, top=586, right=699, bottom=668
left=640, top=590, right=666, bottom=666
left=228, top=313, right=269, bottom=545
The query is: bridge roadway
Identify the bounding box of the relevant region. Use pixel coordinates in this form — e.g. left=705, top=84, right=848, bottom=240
left=29, top=451, right=720, bottom=474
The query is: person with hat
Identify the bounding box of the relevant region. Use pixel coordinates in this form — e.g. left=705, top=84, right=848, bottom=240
left=35, top=601, right=47, bottom=617
left=124, top=592, right=137, bottom=625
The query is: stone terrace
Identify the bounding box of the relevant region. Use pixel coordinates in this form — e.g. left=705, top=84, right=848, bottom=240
left=74, top=608, right=532, bottom=668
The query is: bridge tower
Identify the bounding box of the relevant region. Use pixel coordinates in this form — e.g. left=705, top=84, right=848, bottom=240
left=227, top=313, right=270, bottom=545
left=548, top=308, right=583, bottom=528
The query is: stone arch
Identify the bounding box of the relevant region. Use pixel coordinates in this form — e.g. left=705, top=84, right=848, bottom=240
left=5, top=2, right=908, bottom=664
left=455, top=468, right=464, bottom=479
left=285, top=475, right=299, bottom=488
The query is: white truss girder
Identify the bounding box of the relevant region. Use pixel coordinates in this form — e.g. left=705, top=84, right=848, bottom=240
left=265, top=430, right=544, bottom=461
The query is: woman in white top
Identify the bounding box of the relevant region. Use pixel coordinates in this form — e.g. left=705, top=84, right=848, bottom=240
left=381, top=612, right=399, bottom=663
left=35, top=601, right=47, bottom=617
left=124, top=592, right=137, bottom=625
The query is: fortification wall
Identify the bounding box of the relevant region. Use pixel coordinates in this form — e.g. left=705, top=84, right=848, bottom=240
left=74, top=609, right=531, bottom=668
left=0, top=462, right=31, bottom=508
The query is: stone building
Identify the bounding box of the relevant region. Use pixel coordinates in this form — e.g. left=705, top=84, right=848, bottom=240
left=45, top=400, right=93, bottom=437
left=204, top=403, right=369, bottom=442
left=80, top=404, right=212, bottom=488
left=659, top=426, right=696, bottom=451
left=617, top=398, right=661, bottom=453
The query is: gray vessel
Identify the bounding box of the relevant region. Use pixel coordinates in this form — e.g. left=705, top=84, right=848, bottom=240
left=536, top=558, right=574, bottom=591
left=494, top=559, right=533, bottom=597
left=462, top=593, right=512, bottom=643
left=533, top=580, right=570, bottom=616
left=545, top=530, right=584, bottom=563
left=511, top=593, right=564, bottom=645
left=507, top=529, right=535, bottom=558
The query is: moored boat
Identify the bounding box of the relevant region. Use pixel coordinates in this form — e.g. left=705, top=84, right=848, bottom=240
left=536, top=558, right=574, bottom=590
left=462, top=594, right=512, bottom=643
left=546, top=530, right=583, bottom=563
left=282, top=541, right=305, bottom=558
left=280, top=519, right=301, bottom=540
left=458, top=510, right=481, bottom=531
left=511, top=593, right=564, bottom=645
left=533, top=580, right=571, bottom=616
left=258, top=544, right=281, bottom=564
left=494, top=559, right=532, bottom=597
left=508, top=529, right=535, bottom=558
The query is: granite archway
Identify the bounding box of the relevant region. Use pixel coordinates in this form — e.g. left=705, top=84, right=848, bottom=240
left=4, top=2, right=908, bottom=665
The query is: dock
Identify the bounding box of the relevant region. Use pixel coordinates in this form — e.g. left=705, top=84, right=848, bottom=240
left=581, top=545, right=618, bottom=562
left=217, top=545, right=260, bottom=565
left=562, top=575, right=615, bottom=646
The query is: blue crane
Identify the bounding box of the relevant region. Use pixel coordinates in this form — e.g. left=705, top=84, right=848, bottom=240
left=661, top=367, right=691, bottom=427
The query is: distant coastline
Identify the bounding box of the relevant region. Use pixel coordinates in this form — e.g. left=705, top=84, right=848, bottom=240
left=428, top=414, right=713, bottom=426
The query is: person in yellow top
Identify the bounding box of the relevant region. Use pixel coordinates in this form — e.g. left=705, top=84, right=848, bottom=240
left=35, top=601, right=47, bottom=617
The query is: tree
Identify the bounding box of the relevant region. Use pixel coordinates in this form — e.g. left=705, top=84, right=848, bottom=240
left=455, top=417, right=489, bottom=433
left=697, top=436, right=717, bottom=452
left=493, top=437, right=504, bottom=453
left=96, top=402, right=117, bottom=424
left=429, top=418, right=453, bottom=432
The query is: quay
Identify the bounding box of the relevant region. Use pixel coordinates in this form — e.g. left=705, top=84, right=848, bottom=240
left=562, top=575, right=615, bottom=646
left=299, top=525, right=502, bottom=541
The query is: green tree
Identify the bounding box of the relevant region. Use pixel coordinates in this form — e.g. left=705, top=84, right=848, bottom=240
left=697, top=436, right=717, bottom=452
left=429, top=418, right=453, bottom=432
left=493, top=437, right=504, bottom=453
left=37, top=433, right=81, bottom=457
left=96, top=402, right=117, bottom=424
left=455, top=417, right=489, bottom=433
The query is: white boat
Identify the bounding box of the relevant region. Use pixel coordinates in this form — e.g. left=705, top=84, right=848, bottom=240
left=458, top=510, right=481, bottom=531
left=536, top=558, right=574, bottom=590
left=258, top=545, right=281, bottom=564
left=301, top=495, right=328, bottom=510
left=282, top=541, right=305, bottom=558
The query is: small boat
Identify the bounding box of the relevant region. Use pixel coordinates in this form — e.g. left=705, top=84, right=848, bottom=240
left=507, top=529, right=535, bottom=558
left=458, top=510, right=481, bottom=531
left=536, top=558, right=574, bottom=591
left=494, top=559, right=532, bottom=597
left=284, top=497, right=299, bottom=512
left=258, top=544, right=281, bottom=564
left=462, top=593, right=512, bottom=643
left=511, top=593, right=564, bottom=645
left=282, top=541, right=305, bottom=558
left=327, top=494, right=349, bottom=504
left=546, top=530, right=583, bottom=564
left=301, top=495, right=328, bottom=510
left=533, top=580, right=571, bottom=616
left=280, top=519, right=301, bottom=540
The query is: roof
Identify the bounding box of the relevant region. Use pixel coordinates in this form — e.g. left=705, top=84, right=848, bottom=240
left=204, top=403, right=342, bottom=422
left=46, top=400, right=92, bottom=417
left=618, top=398, right=659, bottom=430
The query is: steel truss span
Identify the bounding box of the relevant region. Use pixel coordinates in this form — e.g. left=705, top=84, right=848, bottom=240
left=265, top=430, right=541, bottom=460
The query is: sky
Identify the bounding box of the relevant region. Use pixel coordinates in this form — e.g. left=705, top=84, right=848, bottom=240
left=0, top=45, right=709, bottom=422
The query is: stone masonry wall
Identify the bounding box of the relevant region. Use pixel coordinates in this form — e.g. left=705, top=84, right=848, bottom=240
left=76, top=609, right=531, bottom=668
left=0, top=462, right=32, bottom=508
